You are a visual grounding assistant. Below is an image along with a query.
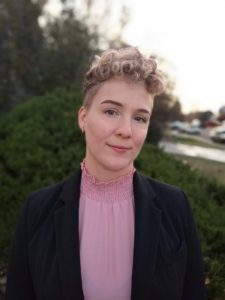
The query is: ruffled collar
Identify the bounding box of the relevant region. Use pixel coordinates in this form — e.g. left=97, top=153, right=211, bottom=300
left=80, top=160, right=135, bottom=186
left=80, top=160, right=135, bottom=203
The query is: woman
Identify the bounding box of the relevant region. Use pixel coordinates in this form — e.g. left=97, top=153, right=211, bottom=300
left=5, top=47, right=206, bottom=300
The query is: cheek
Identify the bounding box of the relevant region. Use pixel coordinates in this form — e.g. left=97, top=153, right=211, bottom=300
left=133, top=129, right=148, bottom=148
left=134, top=132, right=147, bottom=150
left=90, top=114, right=115, bottom=134
left=86, top=118, right=109, bottom=142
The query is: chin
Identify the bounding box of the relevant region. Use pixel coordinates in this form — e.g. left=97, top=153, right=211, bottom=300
left=103, top=158, right=133, bottom=174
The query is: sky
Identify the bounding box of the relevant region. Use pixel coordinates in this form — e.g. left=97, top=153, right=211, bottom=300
left=44, top=0, right=225, bottom=114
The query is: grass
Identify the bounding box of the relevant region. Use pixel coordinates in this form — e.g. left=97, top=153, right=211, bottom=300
left=162, top=130, right=225, bottom=186
left=174, top=154, right=225, bottom=186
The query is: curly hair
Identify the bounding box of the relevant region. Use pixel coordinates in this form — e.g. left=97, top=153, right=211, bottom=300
left=82, top=47, right=166, bottom=107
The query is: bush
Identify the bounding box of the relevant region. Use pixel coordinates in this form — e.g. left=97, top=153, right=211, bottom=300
left=0, top=88, right=225, bottom=299
left=145, top=120, right=163, bottom=145
left=0, top=88, right=84, bottom=264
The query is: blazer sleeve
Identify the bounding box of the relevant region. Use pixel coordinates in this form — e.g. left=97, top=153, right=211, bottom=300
left=5, top=198, right=36, bottom=300
left=181, top=192, right=206, bottom=300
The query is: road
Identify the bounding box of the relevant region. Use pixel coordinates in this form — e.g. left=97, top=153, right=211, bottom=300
left=160, top=141, right=225, bottom=163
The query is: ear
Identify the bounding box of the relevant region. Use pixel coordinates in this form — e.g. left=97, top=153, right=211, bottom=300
left=78, top=106, right=87, bottom=131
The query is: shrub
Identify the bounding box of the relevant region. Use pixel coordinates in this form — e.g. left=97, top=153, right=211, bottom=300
left=145, top=120, right=163, bottom=145
left=0, top=88, right=84, bottom=264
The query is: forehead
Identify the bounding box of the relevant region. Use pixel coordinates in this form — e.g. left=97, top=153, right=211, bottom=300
left=91, top=78, right=153, bottom=109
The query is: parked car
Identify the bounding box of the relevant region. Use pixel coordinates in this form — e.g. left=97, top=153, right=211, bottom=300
left=170, top=121, right=186, bottom=131
left=184, top=125, right=202, bottom=135
left=170, top=121, right=201, bottom=135
left=210, top=126, right=225, bottom=143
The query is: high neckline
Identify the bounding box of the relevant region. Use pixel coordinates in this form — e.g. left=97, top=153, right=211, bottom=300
left=80, top=160, right=135, bottom=203
left=80, top=160, right=135, bottom=186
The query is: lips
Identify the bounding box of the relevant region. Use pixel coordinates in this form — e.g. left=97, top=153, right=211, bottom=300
left=108, top=144, right=132, bottom=153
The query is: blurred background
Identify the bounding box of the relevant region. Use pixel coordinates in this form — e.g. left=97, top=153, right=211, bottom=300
left=0, top=0, right=225, bottom=299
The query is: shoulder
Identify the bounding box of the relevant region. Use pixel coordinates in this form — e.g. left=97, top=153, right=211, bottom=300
left=134, top=171, right=192, bottom=225
left=22, top=179, right=64, bottom=236
left=26, top=179, right=65, bottom=213
left=22, top=171, right=81, bottom=237
left=134, top=171, right=185, bottom=199
left=26, top=169, right=81, bottom=209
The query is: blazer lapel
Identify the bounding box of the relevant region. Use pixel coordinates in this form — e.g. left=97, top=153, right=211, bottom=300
left=131, top=172, right=162, bottom=299
left=54, top=170, right=84, bottom=300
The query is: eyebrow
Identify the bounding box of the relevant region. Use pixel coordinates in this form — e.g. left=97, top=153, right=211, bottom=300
left=100, top=99, right=151, bottom=115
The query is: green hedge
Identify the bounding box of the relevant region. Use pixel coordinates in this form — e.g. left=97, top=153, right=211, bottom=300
left=0, top=88, right=225, bottom=299
left=0, top=89, right=84, bottom=264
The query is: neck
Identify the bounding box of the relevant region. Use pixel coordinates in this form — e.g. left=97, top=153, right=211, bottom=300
left=82, top=159, right=134, bottom=182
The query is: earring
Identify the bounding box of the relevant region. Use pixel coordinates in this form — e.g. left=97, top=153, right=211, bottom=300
left=81, top=127, right=85, bottom=134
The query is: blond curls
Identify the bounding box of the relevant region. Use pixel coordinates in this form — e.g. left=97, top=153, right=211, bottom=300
left=82, top=47, right=166, bottom=106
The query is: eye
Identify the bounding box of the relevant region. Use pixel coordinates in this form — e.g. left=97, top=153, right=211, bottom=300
left=104, top=109, right=119, bottom=117
left=134, top=116, right=148, bottom=124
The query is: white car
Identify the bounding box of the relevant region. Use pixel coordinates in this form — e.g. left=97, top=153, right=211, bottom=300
left=210, top=126, right=225, bottom=143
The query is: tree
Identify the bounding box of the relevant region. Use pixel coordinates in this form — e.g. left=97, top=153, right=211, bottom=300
left=0, top=0, right=98, bottom=112
left=39, top=7, right=99, bottom=93
left=0, top=0, right=129, bottom=113
left=0, top=0, right=45, bottom=111
left=0, top=5, right=11, bottom=110
left=152, top=93, right=184, bottom=123
left=185, top=110, right=214, bottom=125
left=148, top=57, right=184, bottom=124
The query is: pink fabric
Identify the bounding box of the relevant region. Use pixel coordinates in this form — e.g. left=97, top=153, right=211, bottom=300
left=79, top=163, right=135, bottom=300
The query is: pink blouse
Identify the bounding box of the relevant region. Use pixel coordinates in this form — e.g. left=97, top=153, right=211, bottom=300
left=79, top=164, right=135, bottom=300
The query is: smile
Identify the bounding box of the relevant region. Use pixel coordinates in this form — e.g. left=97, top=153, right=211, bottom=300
left=108, top=144, right=131, bottom=153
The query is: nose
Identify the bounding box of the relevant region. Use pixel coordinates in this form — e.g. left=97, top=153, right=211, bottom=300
left=115, top=117, right=132, bottom=138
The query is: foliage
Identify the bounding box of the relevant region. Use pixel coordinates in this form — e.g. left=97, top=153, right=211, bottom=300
left=185, top=110, right=214, bottom=125
left=152, top=92, right=184, bottom=123
left=39, top=8, right=99, bottom=92
left=0, top=0, right=45, bottom=110
left=0, top=88, right=225, bottom=299
left=0, top=88, right=84, bottom=263
left=0, top=0, right=130, bottom=113
left=151, top=62, right=184, bottom=123
left=0, top=0, right=99, bottom=112
left=145, top=120, right=163, bottom=145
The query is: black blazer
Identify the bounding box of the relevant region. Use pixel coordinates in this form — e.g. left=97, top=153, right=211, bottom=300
left=5, top=170, right=206, bottom=300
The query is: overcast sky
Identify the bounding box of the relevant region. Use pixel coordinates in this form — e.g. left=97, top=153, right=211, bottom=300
left=45, top=0, right=225, bottom=114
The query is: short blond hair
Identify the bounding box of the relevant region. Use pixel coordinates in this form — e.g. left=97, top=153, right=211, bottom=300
left=82, top=47, right=166, bottom=107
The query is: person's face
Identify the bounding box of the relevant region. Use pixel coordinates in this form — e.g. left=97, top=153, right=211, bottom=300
left=78, top=78, right=154, bottom=180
